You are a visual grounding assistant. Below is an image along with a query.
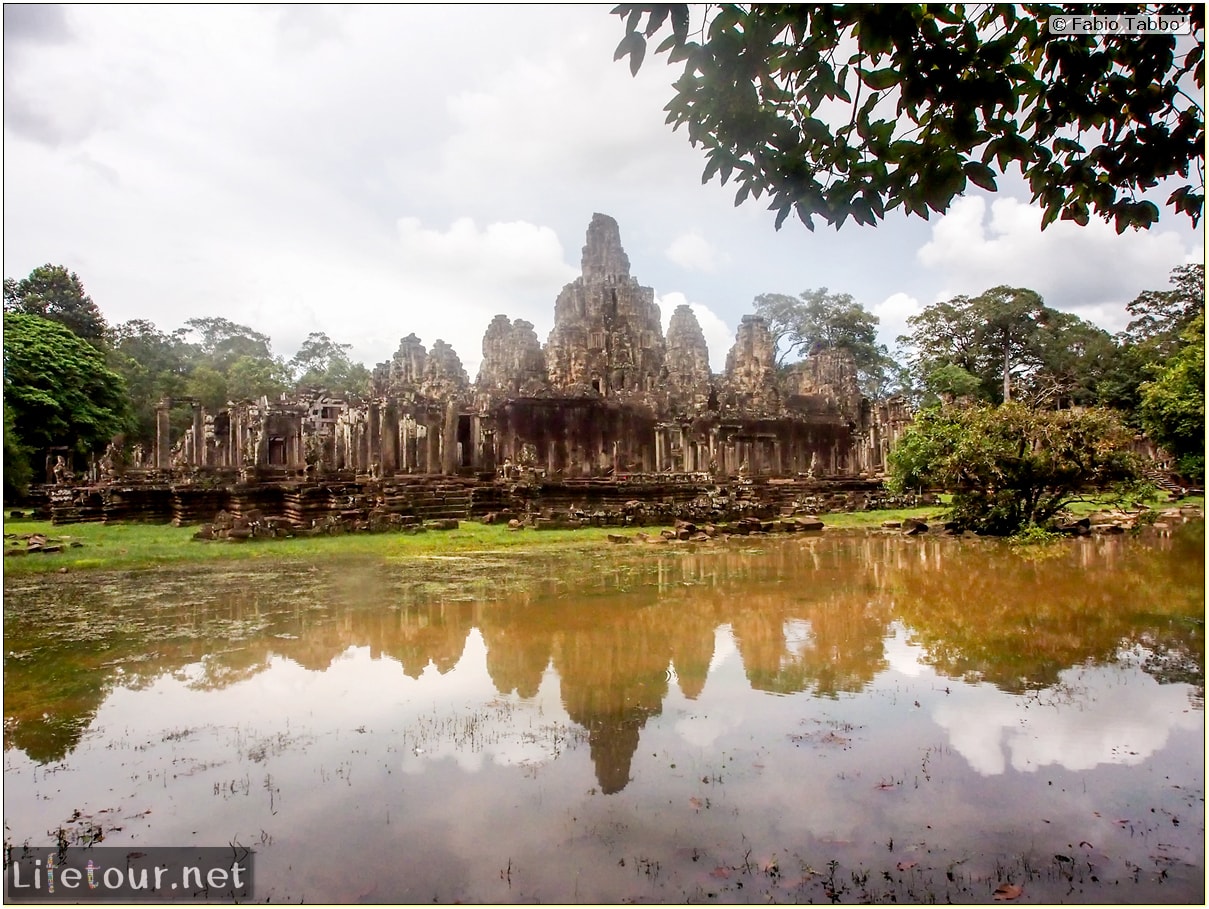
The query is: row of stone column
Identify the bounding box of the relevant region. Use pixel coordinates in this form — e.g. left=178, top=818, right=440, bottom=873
left=652, top=422, right=861, bottom=477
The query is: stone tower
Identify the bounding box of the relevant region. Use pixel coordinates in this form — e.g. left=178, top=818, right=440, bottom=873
left=723, top=315, right=780, bottom=412
left=663, top=303, right=712, bottom=414
left=545, top=213, right=666, bottom=398
left=475, top=314, right=547, bottom=399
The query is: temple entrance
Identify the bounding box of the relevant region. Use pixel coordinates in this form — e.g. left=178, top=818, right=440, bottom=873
left=457, top=415, right=473, bottom=468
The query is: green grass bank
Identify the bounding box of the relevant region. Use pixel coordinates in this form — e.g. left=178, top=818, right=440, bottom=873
left=3, top=495, right=1199, bottom=576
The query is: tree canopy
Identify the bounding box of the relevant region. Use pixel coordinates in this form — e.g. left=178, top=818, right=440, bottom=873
left=289, top=331, right=372, bottom=397
left=3, top=312, right=132, bottom=480
left=4, top=264, right=109, bottom=344
left=887, top=403, right=1144, bottom=534
left=898, top=285, right=1120, bottom=407
left=613, top=4, right=1205, bottom=232
left=1139, top=310, right=1205, bottom=481
left=1123, top=262, right=1205, bottom=355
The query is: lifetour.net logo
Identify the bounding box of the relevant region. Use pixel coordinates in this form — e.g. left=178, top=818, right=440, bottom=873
left=5, top=846, right=254, bottom=903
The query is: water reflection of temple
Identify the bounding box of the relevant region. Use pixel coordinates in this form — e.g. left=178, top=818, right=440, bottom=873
left=5, top=524, right=1203, bottom=789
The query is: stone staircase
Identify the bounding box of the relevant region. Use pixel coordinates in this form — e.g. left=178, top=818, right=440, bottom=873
left=1144, top=466, right=1190, bottom=498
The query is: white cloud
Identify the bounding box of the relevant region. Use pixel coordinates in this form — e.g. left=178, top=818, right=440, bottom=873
left=657, top=292, right=734, bottom=373
left=872, top=292, right=924, bottom=350
left=665, top=231, right=730, bottom=272
left=395, top=217, right=576, bottom=291
left=433, top=16, right=691, bottom=210
left=917, top=197, right=1196, bottom=332
left=932, top=664, right=1200, bottom=776
left=4, top=5, right=1201, bottom=387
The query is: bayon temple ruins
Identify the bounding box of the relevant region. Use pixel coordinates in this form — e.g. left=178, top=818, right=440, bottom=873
left=44, top=214, right=918, bottom=526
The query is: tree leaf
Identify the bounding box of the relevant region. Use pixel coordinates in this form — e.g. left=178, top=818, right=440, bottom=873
left=861, top=67, right=900, bottom=90
left=963, top=162, right=998, bottom=192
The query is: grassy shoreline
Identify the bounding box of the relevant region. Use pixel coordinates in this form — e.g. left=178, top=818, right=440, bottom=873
left=2, top=496, right=1201, bottom=576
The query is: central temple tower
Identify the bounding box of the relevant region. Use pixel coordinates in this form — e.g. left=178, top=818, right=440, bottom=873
left=544, top=213, right=666, bottom=398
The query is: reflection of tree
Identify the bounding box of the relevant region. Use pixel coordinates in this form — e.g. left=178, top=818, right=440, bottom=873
left=890, top=523, right=1205, bottom=696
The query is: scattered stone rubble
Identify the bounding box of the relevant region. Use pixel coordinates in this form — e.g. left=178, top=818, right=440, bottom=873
left=1053, top=503, right=1206, bottom=535
left=4, top=531, right=83, bottom=556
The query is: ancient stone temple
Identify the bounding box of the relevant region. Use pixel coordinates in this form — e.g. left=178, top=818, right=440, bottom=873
left=44, top=214, right=923, bottom=526
left=149, top=213, right=907, bottom=482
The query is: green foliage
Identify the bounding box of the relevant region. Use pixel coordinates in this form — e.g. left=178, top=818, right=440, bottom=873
left=613, top=4, right=1204, bottom=232
left=1124, top=263, right=1206, bottom=355
left=226, top=354, right=290, bottom=403
left=900, top=285, right=1122, bottom=407
left=753, top=287, right=903, bottom=396
left=289, top=331, right=372, bottom=397
left=4, top=406, right=34, bottom=500
left=1008, top=523, right=1063, bottom=546
left=1139, top=311, right=1205, bottom=482
left=181, top=317, right=276, bottom=372
left=106, top=319, right=193, bottom=449
left=925, top=363, right=982, bottom=401
left=887, top=403, right=1143, bottom=535
left=3, top=313, right=133, bottom=471
left=4, top=264, right=109, bottom=345
left=184, top=365, right=230, bottom=413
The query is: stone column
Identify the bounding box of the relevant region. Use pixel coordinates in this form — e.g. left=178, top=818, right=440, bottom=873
left=427, top=417, right=441, bottom=473
left=230, top=407, right=241, bottom=469
left=442, top=401, right=458, bottom=475
left=368, top=401, right=381, bottom=472
left=381, top=403, right=399, bottom=474
left=291, top=419, right=304, bottom=469
left=191, top=403, right=204, bottom=468
left=155, top=399, right=172, bottom=468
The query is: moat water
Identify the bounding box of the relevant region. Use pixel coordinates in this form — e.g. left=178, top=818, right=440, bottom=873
left=3, top=523, right=1204, bottom=903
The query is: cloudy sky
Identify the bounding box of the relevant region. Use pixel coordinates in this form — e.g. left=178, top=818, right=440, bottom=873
left=4, top=4, right=1203, bottom=377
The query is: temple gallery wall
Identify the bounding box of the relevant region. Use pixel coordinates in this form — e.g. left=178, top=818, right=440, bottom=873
left=40, top=214, right=918, bottom=526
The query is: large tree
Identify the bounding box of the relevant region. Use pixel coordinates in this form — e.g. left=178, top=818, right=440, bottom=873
left=1139, top=311, right=1205, bottom=482
left=899, top=286, right=1118, bottom=406
left=1123, top=262, right=1205, bottom=355
left=752, top=288, right=903, bottom=396
left=887, top=403, right=1143, bottom=535
left=107, top=319, right=194, bottom=449
left=179, top=316, right=290, bottom=405
left=4, top=264, right=109, bottom=345
left=181, top=317, right=277, bottom=372
left=3, top=313, right=132, bottom=481
left=289, top=332, right=372, bottom=397
left=613, top=4, right=1204, bottom=232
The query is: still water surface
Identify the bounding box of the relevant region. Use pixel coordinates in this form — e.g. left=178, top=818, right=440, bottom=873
left=4, top=524, right=1204, bottom=903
